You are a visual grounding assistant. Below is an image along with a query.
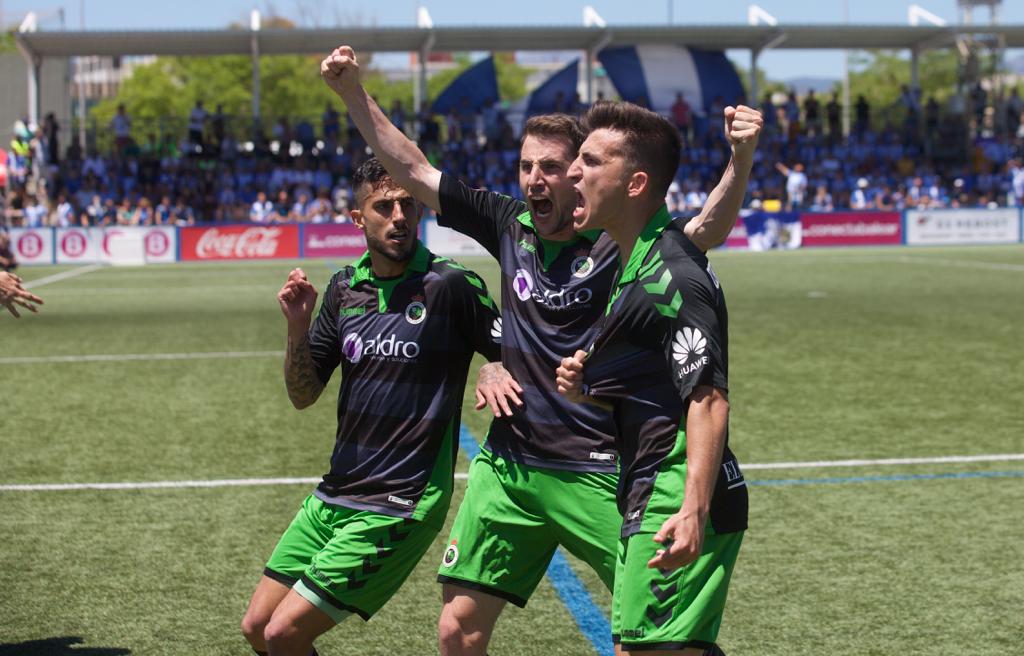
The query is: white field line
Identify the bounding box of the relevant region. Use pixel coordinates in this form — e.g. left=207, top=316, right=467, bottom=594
left=23, top=263, right=104, bottom=289
left=3, top=453, right=1022, bottom=492
left=0, top=350, right=284, bottom=364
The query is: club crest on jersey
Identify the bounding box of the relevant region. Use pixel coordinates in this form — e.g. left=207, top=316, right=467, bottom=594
left=342, top=333, right=364, bottom=363
left=672, top=327, right=708, bottom=376
left=570, top=255, right=595, bottom=278
left=405, top=296, right=427, bottom=325
left=441, top=540, right=459, bottom=567
left=513, top=269, right=534, bottom=301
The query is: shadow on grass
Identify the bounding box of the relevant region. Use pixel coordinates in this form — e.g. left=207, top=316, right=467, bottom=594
left=0, top=637, right=131, bottom=655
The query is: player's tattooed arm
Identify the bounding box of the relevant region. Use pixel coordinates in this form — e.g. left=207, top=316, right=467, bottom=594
left=475, top=362, right=523, bottom=417
left=284, top=332, right=325, bottom=410
left=278, top=268, right=326, bottom=409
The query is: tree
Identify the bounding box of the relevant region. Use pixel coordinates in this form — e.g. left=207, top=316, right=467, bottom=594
left=843, top=49, right=960, bottom=127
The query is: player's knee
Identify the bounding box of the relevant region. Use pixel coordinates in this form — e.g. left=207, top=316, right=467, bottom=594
left=437, top=606, right=486, bottom=652
left=240, top=609, right=270, bottom=646
left=263, top=616, right=303, bottom=650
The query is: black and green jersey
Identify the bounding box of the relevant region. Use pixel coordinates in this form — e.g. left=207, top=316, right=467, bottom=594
left=306, top=242, right=502, bottom=520
left=437, top=173, right=620, bottom=472
left=584, top=207, right=748, bottom=537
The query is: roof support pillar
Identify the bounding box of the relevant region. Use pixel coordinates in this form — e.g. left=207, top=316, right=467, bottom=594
left=413, top=31, right=435, bottom=113
left=250, top=10, right=261, bottom=134
left=750, top=47, right=760, bottom=106
left=585, top=28, right=612, bottom=105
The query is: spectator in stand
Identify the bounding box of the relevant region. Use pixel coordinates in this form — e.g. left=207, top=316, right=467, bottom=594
left=785, top=90, right=801, bottom=139
left=116, top=198, right=134, bottom=225
left=24, top=195, right=47, bottom=227
left=55, top=194, right=75, bottom=227
left=1009, top=159, right=1024, bottom=206
left=111, top=105, right=132, bottom=158
left=761, top=93, right=778, bottom=135
left=133, top=197, right=153, bottom=225
left=323, top=103, right=341, bottom=142
left=172, top=197, right=196, bottom=225
left=306, top=189, right=332, bottom=223
left=155, top=195, right=173, bottom=224
left=44, top=113, right=60, bottom=165
left=804, top=89, right=821, bottom=136
left=854, top=95, right=870, bottom=135
left=810, top=185, right=833, bottom=211
left=272, top=189, right=291, bottom=222
left=295, top=118, right=315, bottom=152
left=417, top=101, right=439, bottom=151
left=389, top=100, right=407, bottom=136
left=212, top=105, right=227, bottom=149
left=251, top=191, right=274, bottom=223
left=826, top=92, right=841, bottom=139
left=189, top=100, right=209, bottom=152
left=671, top=92, right=693, bottom=145
left=290, top=192, right=309, bottom=222
left=775, top=161, right=808, bottom=210
left=851, top=177, right=872, bottom=209
left=81, top=194, right=104, bottom=225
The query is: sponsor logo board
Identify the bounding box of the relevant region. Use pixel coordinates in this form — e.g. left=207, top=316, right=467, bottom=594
left=800, top=212, right=902, bottom=247
left=9, top=228, right=54, bottom=265
left=180, top=225, right=299, bottom=260
left=906, top=208, right=1021, bottom=245
left=303, top=223, right=366, bottom=258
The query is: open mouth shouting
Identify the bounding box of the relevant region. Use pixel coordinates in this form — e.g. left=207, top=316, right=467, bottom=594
left=529, top=196, right=554, bottom=222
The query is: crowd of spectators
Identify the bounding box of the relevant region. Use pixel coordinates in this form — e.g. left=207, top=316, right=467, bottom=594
left=4, top=82, right=1024, bottom=228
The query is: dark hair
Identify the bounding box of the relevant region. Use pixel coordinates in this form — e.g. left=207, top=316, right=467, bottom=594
left=521, top=113, right=587, bottom=155
left=582, top=101, right=681, bottom=199
left=352, top=157, right=396, bottom=206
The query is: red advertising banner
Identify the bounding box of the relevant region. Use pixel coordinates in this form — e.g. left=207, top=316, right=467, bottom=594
left=180, top=225, right=299, bottom=261
left=800, top=212, right=902, bottom=247
left=722, top=215, right=748, bottom=249
left=303, top=223, right=366, bottom=258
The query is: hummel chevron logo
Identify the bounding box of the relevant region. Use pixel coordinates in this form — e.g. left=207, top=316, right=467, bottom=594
left=646, top=605, right=673, bottom=628
left=650, top=581, right=678, bottom=603
left=490, top=317, right=503, bottom=340
left=641, top=264, right=682, bottom=318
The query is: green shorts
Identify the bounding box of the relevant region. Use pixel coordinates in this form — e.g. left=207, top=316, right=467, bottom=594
left=264, top=494, right=445, bottom=622
left=437, top=448, right=620, bottom=606
left=612, top=530, right=743, bottom=651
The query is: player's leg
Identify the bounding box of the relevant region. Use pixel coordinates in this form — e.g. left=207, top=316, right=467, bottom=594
left=544, top=469, right=621, bottom=592
left=437, top=584, right=507, bottom=656
left=436, top=449, right=556, bottom=656
left=264, top=589, right=338, bottom=656
left=241, top=576, right=293, bottom=653
left=243, top=496, right=334, bottom=653
left=613, top=531, right=743, bottom=654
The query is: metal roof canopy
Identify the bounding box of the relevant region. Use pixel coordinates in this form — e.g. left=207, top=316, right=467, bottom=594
left=15, top=24, right=1024, bottom=59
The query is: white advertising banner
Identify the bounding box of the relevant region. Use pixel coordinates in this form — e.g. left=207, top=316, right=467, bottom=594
left=9, top=228, right=54, bottom=265
left=424, top=219, right=489, bottom=257
left=100, top=226, right=177, bottom=263
left=55, top=227, right=101, bottom=264
left=905, top=209, right=1021, bottom=245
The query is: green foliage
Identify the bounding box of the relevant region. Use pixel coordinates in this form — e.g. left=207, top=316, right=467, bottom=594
left=0, top=30, right=16, bottom=53
left=732, top=61, right=787, bottom=102
left=844, top=49, right=960, bottom=126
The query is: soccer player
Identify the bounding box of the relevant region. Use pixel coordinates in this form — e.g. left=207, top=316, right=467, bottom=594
left=321, top=46, right=759, bottom=656
left=240, top=158, right=502, bottom=656
left=556, top=101, right=756, bottom=655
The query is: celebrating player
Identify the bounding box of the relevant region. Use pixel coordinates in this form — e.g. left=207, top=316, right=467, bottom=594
left=321, top=44, right=759, bottom=655
left=556, top=101, right=756, bottom=654
left=240, top=158, right=502, bottom=656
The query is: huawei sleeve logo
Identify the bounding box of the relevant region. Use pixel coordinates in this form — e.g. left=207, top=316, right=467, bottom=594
left=671, top=327, right=712, bottom=378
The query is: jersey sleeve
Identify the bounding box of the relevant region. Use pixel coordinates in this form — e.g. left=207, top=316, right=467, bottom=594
left=662, top=264, right=728, bottom=404
left=306, top=270, right=344, bottom=384
left=436, top=173, right=525, bottom=258
left=443, top=262, right=502, bottom=363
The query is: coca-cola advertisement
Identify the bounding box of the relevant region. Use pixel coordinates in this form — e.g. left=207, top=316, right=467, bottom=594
left=800, top=212, right=902, bottom=247
left=303, top=224, right=366, bottom=258
left=9, top=227, right=54, bottom=265
left=722, top=215, right=748, bottom=250
left=180, top=225, right=299, bottom=261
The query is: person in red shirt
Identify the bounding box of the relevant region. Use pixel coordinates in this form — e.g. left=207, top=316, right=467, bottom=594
left=671, top=92, right=693, bottom=145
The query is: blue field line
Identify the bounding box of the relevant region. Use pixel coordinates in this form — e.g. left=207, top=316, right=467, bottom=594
left=457, top=426, right=614, bottom=656
left=749, top=470, right=1024, bottom=487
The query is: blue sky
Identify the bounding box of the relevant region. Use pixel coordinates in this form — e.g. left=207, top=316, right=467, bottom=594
left=4, top=0, right=1022, bottom=80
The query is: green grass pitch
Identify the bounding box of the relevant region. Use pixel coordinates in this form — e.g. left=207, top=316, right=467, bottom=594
left=2, top=245, right=1022, bottom=655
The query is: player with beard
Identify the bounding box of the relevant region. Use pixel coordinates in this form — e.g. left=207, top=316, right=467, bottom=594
left=241, top=158, right=501, bottom=656
left=321, top=46, right=759, bottom=656
left=556, top=102, right=756, bottom=654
